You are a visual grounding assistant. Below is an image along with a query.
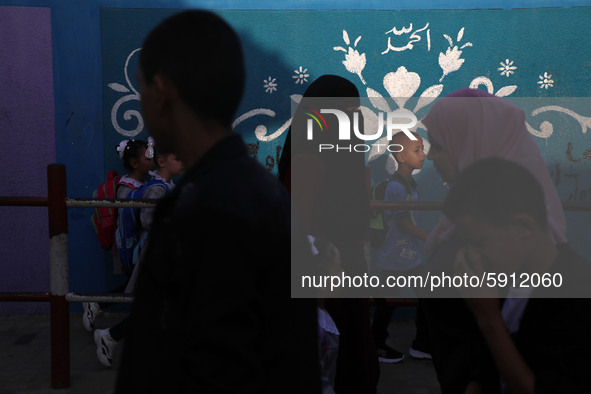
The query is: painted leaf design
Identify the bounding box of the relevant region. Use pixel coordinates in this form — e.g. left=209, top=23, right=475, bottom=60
left=495, top=85, right=517, bottom=97
left=457, top=27, right=465, bottom=42
left=414, top=84, right=444, bottom=113
left=368, top=135, right=390, bottom=163
left=360, top=106, right=381, bottom=139
left=354, top=36, right=362, bottom=47
left=343, top=30, right=350, bottom=45
left=443, top=34, right=453, bottom=46
left=109, top=83, right=130, bottom=93
left=385, top=154, right=398, bottom=175
left=366, top=87, right=392, bottom=113
left=416, top=120, right=427, bottom=132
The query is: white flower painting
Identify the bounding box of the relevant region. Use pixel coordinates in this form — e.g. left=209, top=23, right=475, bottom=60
left=438, top=27, right=473, bottom=82
left=498, top=59, right=517, bottom=77
left=334, top=30, right=367, bottom=85
left=538, top=72, right=554, bottom=90
left=292, top=66, right=310, bottom=85
left=263, top=77, right=278, bottom=94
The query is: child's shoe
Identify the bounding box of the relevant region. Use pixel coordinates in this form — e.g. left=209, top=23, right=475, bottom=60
left=94, top=328, right=117, bottom=367
left=409, top=339, right=432, bottom=360
left=82, top=302, right=101, bottom=332
left=377, top=345, right=405, bottom=363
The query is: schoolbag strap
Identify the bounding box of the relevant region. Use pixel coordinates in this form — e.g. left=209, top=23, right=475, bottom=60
left=389, top=173, right=415, bottom=196
left=381, top=174, right=406, bottom=229
left=389, top=173, right=417, bottom=226
left=384, top=212, right=397, bottom=228
left=371, top=173, right=417, bottom=230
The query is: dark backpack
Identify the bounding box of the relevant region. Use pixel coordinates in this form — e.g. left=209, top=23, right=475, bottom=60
left=115, top=178, right=169, bottom=269
left=369, top=173, right=415, bottom=249
left=91, top=170, right=122, bottom=250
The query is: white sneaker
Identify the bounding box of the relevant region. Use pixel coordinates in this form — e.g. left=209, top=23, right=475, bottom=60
left=409, top=346, right=433, bottom=360
left=94, top=328, right=117, bottom=367
left=82, top=302, right=101, bottom=332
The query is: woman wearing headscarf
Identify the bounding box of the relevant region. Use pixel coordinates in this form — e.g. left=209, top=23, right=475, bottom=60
left=280, top=75, right=380, bottom=394
left=423, top=88, right=566, bottom=249
left=419, top=88, right=567, bottom=393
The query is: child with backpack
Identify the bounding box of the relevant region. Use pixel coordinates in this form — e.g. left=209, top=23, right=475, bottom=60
left=370, top=131, right=431, bottom=364
left=93, top=146, right=183, bottom=368
left=90, top=139, right=153, bottom=254
left=118, top=145, right=183, bottom=291
left=114, top=139, right=154, bottom=199
left=113, top=139, right=154, bottom=272
left=83, top=139, right=153, bottom=332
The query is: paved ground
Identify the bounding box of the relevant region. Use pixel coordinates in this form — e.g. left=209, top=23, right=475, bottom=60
left=1, top=312, right=122, bottom=394
left=0, top=312, right=440, bottom=394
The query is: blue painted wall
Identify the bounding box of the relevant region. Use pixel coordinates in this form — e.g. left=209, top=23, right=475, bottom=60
left=1, top=0, right=590, bottom=314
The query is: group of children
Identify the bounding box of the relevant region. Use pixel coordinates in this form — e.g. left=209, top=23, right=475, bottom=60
left=83, top=138, right=183, bottom=367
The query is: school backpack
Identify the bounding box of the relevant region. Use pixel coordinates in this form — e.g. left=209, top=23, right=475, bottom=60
left=115, top=178, right=169, bottom=270
left=91, top=170, right=122, bottom=250
left=369, top=173, right=416, bottom=249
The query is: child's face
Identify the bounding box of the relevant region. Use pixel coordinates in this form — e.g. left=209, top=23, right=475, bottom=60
left=161, top=154, right=184, bottom=177
left=456, top=214, right=525, bottom=273
left=400, top=137, right=426, bottom=171
left=133, top=147, right=154, bottom=175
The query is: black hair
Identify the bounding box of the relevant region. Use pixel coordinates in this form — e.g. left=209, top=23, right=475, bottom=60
left=117, top=139, right=148, bottom=171
left=278, top=75, right=360, bottom=182
left=139, top=10, right=245, bottom=127
left=152, top=148, right=163, bottom=169
left=152, top=147, right=179, bottom=169
left=443, top=157, right=548, bottom=230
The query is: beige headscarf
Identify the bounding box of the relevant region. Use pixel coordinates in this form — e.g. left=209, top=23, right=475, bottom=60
left=422, top=88, right=567, bottom=253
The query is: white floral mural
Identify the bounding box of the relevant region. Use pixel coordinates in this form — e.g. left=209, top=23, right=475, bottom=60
left=104, top=9, right=591, bottom=205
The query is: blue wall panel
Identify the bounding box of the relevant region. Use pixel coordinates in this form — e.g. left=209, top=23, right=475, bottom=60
left=0, top=1, right=590, bottom=312
left=100, top=8, right=591, bottom=269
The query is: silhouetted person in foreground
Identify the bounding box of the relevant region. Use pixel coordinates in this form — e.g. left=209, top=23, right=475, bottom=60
left=420, top=88, right=568, bottom=393
left=444, top=158, right=591, bottom=393
left=281, top=75, right=379, bottom=394
left=116, top=10, right=320, bottom=394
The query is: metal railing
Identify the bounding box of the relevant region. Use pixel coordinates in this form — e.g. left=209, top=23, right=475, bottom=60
left=0, top=164, right=155, bottom=389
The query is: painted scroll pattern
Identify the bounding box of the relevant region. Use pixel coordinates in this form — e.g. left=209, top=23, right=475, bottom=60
left=109, top=48, right=143, bottom=138
left=108, top=25, right=590, bottom=173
